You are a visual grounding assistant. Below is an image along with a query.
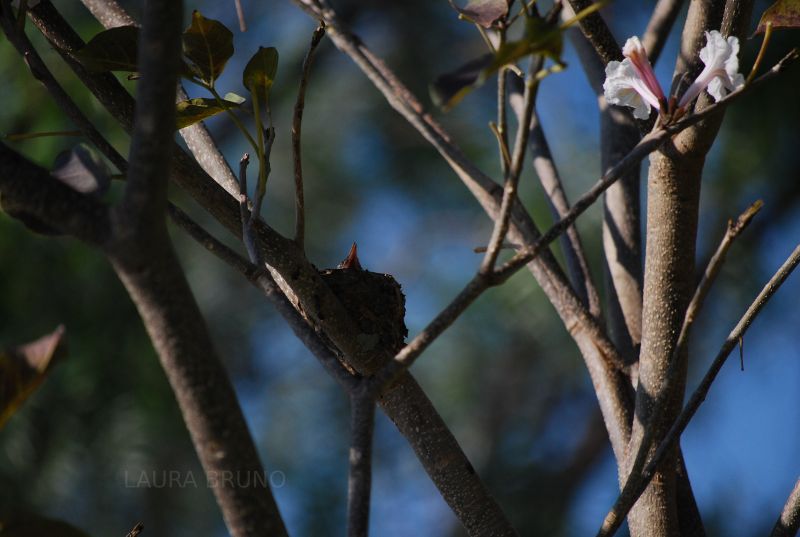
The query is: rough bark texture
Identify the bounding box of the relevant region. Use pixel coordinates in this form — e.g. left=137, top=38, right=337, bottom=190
left=601, top=106, right=643, bottom=368
left=627, top=142, right=702, bottom=537
left=110, top=243, right=289, bottom=537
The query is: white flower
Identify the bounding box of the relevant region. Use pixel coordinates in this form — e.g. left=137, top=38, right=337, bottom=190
left=603, top=37, right=665, bottom=120
left=678, top=30, right=745, bottom=108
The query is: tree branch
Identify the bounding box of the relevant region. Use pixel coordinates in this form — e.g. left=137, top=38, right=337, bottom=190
left=598, top=243, right=800, bottom=537
left=293, top=0, right=635, bottom=466
left=508, top=74, right=602, bottom=318
left=347, top=390, right=375, bottom=537
left=31, top=6, right=519, bottom=529
left=481, top=59, right=538, bottom=273
left=643, top=0, right=686, bottom=65
left=491, top=51, right=797, bottom=284
left=90, top=2, right=290, bottom=535
left=0, top=7, right=128, bottom=173
left=609, top=202, right=761, bottom=537
left=292, top=22, right=325, bottom=248
left=0, top=142, right=111, bottom=245
left=771, top=477, right=800, bottom=537
left=565, top=0, right=623, bottom=65
left=686, top=200, right=762, bottom=327
left=80, top=0, right=134, bottom=27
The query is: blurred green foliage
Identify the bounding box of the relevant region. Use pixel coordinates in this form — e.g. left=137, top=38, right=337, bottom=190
left=1, top=1, right=799, bottom=537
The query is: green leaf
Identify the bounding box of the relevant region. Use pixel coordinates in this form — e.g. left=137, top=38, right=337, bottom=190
left=73, top=26, right=139, bottom=72
left=175, top=97, right=244, bottom=129
left=182, top=10, right=234, bottom=86
left=756, top=0, right=800, bottom=33
left=242, top=47, right=279, bottom=103
left=448, top=0, right=509, bottom=28
left=0, top=326, right=67, bottom=430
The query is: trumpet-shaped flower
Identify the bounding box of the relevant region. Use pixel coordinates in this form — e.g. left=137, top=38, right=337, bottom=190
left=678, top=30, right=744, bottom=108
left=603, top=37, right=665, bottom=120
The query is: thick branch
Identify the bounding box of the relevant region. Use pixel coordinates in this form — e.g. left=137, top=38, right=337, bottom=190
left=643, top=0, right=686, bottom=65
left=599, top=244, right=800, bottom=537
left=95, top=3, right=290, bottom=535
left=113, top=0, right=180, bottom=232
left=771, top=477, right=800, bottom=537
left=626, top=2, right=731, bottom=533
left=0, top=143, right=111, bottom=245
left=565, top=0, right=623, bottom=65
left=110, top=242, right=290, bottom=537
left=80, top=0, right=134, bottom=27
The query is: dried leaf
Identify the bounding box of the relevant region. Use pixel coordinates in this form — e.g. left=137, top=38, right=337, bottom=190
left=756, top=0, right=800, bottom=33
left=0, top=326, right=67, bottom=429
left=448, top=0, right=509, bottom=28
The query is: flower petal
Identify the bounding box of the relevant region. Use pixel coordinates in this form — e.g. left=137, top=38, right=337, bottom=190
left=678, top=30, right=744, bottom=107
left=603, top=58, right=659, bottom=119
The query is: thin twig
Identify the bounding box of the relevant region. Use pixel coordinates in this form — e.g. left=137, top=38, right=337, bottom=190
left=597, top=243, right=800, bottom=537
left=347, top=390, right=376, bottom=537
left=238, top=153, right=263, bottom=266
left=481, top=58, right=538, bottom=273
left=125, top=522, right=144, bottom=537
left=234, top=152, right=359, bottom=390
left=493, top=50, right=798, bottom=283
left=370, top=52, right=798, bottom=394
left=234, top=0, right=246, bottom=32
left=497, top=79, right=509, bottom=173
left=0, top=8, right=127, bottom=173
left=293, top=0, right=632, bottom=410
left=168, top=203, right=258, bottom=280
left=508, top=74, right=601, bottom=316
left=496, top=25, right=509, bottom=177
left=30, top=9, right=513, bottom=533
left=771, top=477, right=800, bottom=537
left=292, top=22, right=325, bottom=248
left=685, top=200, right=763, bottom=327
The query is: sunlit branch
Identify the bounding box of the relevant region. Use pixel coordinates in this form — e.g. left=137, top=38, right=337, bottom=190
left=597, top=243, right=800, bottom=537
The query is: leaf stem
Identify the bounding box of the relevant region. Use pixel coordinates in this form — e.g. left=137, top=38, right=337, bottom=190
left=208, top=85, right=259, bottom=153
left=747, top=21, right=772, bottom=85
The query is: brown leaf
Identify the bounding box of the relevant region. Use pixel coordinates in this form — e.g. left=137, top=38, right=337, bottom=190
left=756, top=0, right=800, bottom=34
left=0, top=326, right=67, bottom=429
left=448, top=0, right=509, bottom=28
